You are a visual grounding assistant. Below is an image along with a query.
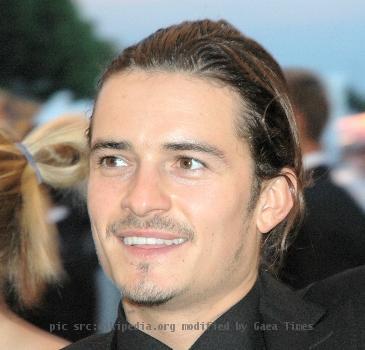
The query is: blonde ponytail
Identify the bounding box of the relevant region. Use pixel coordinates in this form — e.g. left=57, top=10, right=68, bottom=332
left=0, top=115, right=89, bottom=307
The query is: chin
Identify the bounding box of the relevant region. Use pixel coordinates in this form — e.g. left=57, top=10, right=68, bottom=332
left=121, top=280, right=178, bottom=307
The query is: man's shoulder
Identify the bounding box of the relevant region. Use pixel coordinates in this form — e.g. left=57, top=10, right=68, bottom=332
left=301, top=266, right=365, bottom=346
left=301, top=265, right=365, bottom=307
left=62, top=331, right=114, bottom=350
left=260, top=267, right=365, bottom=349
left=307, top=166, right=364, bottom=213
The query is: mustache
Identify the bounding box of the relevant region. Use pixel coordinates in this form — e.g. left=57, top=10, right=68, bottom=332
left=106, top=214, right=195, bottom=240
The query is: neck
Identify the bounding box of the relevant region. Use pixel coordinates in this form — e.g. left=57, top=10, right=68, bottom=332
left=123, top=271, right=257, bottom=350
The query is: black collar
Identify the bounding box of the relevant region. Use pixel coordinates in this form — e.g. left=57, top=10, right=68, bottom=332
left=110, top=273, right=333, bottom=350
left=112, top=280, right=264, bottom=349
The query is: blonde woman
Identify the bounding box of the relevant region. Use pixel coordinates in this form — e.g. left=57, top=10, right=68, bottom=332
left=0, top=115, right=89, bottom=349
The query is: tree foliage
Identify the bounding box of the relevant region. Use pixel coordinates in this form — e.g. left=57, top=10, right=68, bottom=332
left=0, top=0, right=116, bottom=99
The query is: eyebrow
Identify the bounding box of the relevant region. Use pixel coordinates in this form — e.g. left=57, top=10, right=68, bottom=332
left=90, top=140, right=132, bottom=153
left=162, top=141, right=226, bottom=161
left=90, top=139, right=227, bottom=161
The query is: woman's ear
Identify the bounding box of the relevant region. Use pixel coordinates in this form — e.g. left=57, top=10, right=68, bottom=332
left=255, top=169, right=297, bottom=233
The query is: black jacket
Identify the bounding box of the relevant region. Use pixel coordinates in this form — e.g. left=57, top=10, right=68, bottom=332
left=63, top=266, right=365, bottom=349
left=281, top=165, right=365, bottom=289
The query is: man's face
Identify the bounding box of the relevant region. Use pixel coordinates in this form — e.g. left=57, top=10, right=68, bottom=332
left=88, top=71, right=262, bottom=308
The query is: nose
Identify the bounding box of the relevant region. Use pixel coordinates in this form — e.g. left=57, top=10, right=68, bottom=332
left=121, top=164, right=171, bottom=217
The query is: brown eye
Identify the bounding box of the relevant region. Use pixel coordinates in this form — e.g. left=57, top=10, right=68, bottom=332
left=178, top=157, right=204, bottom=170
left=180, top=158, right=193, bottom=169
left=100, top=156, right=127, bottom=168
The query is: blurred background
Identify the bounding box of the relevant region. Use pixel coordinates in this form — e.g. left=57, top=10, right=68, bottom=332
left=1, top=0, right=365, bottom=341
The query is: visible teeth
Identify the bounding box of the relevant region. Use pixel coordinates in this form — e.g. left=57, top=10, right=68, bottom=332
left=123, top=236, right=186, bottom=246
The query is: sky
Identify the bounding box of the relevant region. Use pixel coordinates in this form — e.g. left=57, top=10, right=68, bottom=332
left=75, top=0, right=365, bottom=91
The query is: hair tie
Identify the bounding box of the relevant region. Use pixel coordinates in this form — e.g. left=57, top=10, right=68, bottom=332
left=15, top=143, right=43, bottom=184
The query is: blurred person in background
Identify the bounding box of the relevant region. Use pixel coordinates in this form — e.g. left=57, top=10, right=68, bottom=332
left=15, top=182, right=99, bottom=342
left=0, top=115, right=88, bottom=349
left=0, top=0, right=116, bottom=340
left=333, top=113, right=365, bottom=211
left=280, top=69, right=365, bottom=289
left=14, top=156, right=99, bottom=342
left=0, top=101, right=99, bottom=342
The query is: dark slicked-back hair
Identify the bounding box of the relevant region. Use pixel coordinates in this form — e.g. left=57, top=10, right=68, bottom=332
left=285, top=69, right=330, bottom=142
left=89, top=19, right=304, bottom=272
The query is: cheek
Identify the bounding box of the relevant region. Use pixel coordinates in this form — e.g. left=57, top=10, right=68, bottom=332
left=90, top=222, right=110, bottom=272
left=87, top=174, right=121, bottom=223
left=175, top=179, right=251, bottom=240
left=88, top=176, right=123, bottom=277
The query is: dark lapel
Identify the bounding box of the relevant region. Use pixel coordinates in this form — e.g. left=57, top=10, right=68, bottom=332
left=259, top=272, right=357, bottom=350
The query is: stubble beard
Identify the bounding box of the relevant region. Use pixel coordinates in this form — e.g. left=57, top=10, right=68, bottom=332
left=119, top=263, right=179, bottom=306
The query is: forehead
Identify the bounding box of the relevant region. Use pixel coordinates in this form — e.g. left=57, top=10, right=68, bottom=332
left=92, top=70, right=245, bottom=151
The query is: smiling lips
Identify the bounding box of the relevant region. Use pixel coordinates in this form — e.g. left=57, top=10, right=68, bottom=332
left=117, top=231, right=189, bottom=250
left=123, top=236, right=187, bottom=246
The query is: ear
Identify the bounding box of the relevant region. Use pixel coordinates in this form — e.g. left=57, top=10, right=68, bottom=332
left=255, top=169, right=297, bottom=234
